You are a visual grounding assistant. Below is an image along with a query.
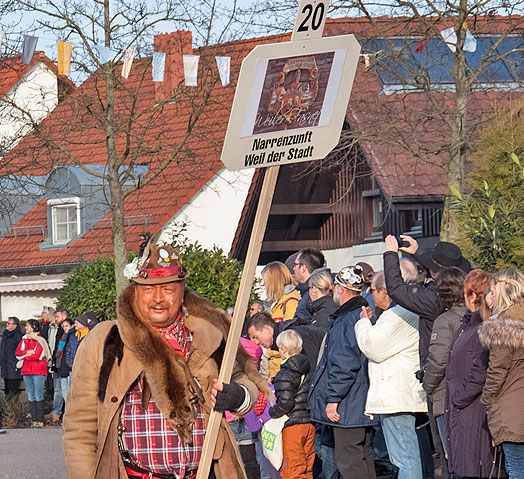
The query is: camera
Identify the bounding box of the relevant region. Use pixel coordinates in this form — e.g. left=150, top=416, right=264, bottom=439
left=395, top=236, right=410, bottom=249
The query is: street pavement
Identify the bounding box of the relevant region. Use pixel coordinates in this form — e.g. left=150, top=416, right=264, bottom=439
left=0, top=426, right=67, bottom=479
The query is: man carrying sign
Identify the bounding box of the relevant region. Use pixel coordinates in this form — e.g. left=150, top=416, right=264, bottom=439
left=63, top=234, right=270, bottom=479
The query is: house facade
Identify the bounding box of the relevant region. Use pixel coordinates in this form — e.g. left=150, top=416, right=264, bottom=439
left=0, top=17, right=523, bottom=320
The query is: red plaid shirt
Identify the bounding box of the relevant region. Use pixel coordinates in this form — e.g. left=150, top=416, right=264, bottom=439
left=122, top=313, right=205, bottom=477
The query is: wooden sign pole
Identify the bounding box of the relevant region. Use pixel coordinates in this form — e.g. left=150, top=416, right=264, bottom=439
left=197, top=3, right=330, bottom=476
left=196, top=165, right=279, bottom=478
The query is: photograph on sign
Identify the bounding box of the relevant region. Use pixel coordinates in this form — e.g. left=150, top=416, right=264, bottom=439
left=241, top=49, right=346, bottom=137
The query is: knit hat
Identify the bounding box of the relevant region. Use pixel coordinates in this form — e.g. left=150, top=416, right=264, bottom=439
left=75, top=314, right=89, bottom=328
left=356, top=262, right=374, bottom=285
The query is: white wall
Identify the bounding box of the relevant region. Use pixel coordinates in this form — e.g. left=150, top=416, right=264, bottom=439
left=0, top=62, right=58, bottom=153
left=160, top=167, right=255, bottom=253
left=322, top=241, right=387, bottom=274
left=1, top=291, right=59, bottom=322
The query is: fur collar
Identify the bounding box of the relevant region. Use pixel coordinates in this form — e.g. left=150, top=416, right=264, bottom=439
left=104, top=285, right=271, bottom=443
left=479, top=301, right=524, bottom=350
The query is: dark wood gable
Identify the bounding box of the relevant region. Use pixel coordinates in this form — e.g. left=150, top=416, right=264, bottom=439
left=230, top=137, right=377, bottom=264
left=230, top=127, right=445, bottom=265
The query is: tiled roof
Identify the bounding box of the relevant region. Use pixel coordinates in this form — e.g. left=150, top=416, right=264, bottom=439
left=0, top=51, right=75, bottom=99
left=0, top=17, right=520, bottom=270
left=0, top=33, right=289, bottom=270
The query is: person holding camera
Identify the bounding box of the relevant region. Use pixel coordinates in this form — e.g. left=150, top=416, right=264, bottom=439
left=383, top=235, right=471, bottom=366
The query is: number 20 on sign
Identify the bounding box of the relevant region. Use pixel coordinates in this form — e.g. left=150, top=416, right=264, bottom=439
left=292, top=0, right=329, bottom=41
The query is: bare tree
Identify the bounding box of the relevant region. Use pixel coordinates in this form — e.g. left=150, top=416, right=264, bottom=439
left=0, top=0, right=240, bottom=293
left=239, top=1, right=524, bottom=241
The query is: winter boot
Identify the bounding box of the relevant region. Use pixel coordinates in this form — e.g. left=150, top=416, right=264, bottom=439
left=35, top=400, right=45, bottom=427
left=28, top=401, right=36, bottom=421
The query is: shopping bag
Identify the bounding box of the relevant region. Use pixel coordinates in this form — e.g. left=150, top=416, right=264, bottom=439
left=261, top=414, right=288, bottom=470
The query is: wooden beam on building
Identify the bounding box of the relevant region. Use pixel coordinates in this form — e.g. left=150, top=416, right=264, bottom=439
left=261, top=240, right=322, bottom=251
left=270, top=203, right=333, bottom=215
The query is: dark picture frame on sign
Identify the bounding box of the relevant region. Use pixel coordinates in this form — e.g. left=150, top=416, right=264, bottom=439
left=241, top=50, right=346, bottom=137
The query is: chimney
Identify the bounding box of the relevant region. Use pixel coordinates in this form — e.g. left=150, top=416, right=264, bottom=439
left=153, top=30, right=193, bottom=102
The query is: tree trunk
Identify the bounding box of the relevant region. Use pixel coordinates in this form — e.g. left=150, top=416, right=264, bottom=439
left=441, top=17, right=468, bottom=243
left=104, top=0, right=127, bottom=295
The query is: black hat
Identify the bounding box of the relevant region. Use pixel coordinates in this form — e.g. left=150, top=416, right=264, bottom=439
left=418, top=241, right=471, bottom=274
left=75, top=314, right=89, bottom=328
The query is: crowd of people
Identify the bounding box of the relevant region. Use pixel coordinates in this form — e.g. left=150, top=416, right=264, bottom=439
left=232, top=236, right=524, bottom=479
left=0, top=306, right=99, bottom=428
left=3, top=232, right=524, bottom=479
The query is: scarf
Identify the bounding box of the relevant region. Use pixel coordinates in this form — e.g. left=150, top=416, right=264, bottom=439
left=26, top=332, right=52, bottom=361
left=76, top=328, right=89, bottom=342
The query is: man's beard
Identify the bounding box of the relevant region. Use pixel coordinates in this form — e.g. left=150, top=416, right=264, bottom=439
left=333, top=290, right=342, bottom=307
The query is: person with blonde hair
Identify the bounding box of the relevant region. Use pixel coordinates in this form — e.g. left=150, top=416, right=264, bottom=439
left=262, top=262, right=301, bottom=322
left=269, top=329, right=315, bottom=479
left=307, top=269, right=337, bottom=332
left=480, top=269, right=524, bottom=478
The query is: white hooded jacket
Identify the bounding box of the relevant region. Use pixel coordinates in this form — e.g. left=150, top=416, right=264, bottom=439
left=355, top=304, right=427, bottom=415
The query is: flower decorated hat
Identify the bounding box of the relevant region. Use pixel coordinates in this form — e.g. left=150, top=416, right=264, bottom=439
left=334, top=265, right=366, bottom=292
left=124, top=233, right=189, bottom=284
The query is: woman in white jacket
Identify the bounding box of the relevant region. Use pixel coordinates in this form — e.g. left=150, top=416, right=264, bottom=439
left=355, top=270, right=427, bottom=479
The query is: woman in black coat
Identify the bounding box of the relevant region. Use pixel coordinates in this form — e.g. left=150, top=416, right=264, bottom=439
left=0, top=317, right=24, bottom=397
left=445, top=269, right=505, bottom=478
left=306, top=269, right=337, bottom=333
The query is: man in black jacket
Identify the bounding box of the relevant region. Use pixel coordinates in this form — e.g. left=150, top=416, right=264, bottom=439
left=1, top=316, right=24, bottom=398
left=383, top=234, right=470, bottom=366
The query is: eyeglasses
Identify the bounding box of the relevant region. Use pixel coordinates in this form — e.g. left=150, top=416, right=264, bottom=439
left=6, top=322, right=15, bottom=326
left=370, top=288, right=382, bottom=294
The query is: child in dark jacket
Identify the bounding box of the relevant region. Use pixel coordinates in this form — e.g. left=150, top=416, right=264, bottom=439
left=269, top=329, right=315, bottom=479
left=54, top=318, right=74, bottom=402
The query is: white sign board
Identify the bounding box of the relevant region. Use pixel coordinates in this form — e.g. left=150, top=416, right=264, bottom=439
left=221, top=35, right=361, bottom=171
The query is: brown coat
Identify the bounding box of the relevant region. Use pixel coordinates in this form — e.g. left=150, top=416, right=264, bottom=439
left=62, top=286, right=270, bottom=479
left=479, top=301, right=524, bottom=446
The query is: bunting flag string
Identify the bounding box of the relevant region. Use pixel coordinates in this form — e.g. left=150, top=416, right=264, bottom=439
left=93, top=45, right=115, bottom=64
left=441, top=27, right=457, bottom=52
left=121, top=48, right=135, bottom=79
left=215, top=56, right=230, bottom=86
left=415, top=38, right=428, bottom=54
left=22, top=35, right=38, bottom=64
left=183, top=54, right=199, bottom=86
left=57, top=41, right=72, bottom=75
left=464, top=30, right=477, bottom=53
left=4, top=29, right=232, bottom=86
left=152, top=51, right=166, bottom=82
left=440, top=26, right=477, bottom=53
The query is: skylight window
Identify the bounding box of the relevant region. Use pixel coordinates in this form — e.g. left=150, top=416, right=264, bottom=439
left=360, top=35, right=524, bottom=87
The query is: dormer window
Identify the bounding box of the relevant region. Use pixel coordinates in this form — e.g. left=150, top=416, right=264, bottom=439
left=47, top=197, right=80, bottom=245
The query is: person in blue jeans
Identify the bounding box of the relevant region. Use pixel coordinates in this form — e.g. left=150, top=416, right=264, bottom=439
left=480, top=269, right=524, bottom=479
left=15, top=319, right=52, bottom=427
left=355, top=267, right=428, bottom=479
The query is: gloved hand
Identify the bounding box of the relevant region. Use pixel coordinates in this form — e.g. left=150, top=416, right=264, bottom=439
left=212, top=382, right=246, bottom=412
left=414, top=368, right=425, bottom=383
